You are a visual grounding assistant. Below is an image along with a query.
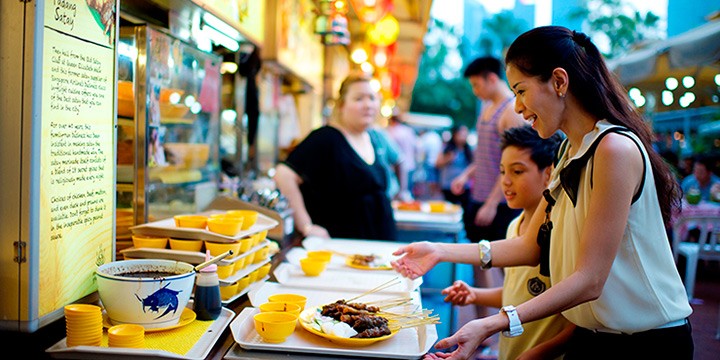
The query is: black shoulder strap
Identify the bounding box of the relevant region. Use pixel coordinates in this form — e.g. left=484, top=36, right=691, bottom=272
left=559, top=128, right=646, bottom=207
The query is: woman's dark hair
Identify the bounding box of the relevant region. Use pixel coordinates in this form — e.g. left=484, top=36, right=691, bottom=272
left=501, top=125, right=563, bottom=170
left=444, top=125, right=473, bottom=163
left=505, top=26, right=680, bottom=225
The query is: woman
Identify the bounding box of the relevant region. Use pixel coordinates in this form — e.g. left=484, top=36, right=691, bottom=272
left=274, top=74, right=396, bottom=240
left=392, top=26, right=693, bottom=359
left=436, top=125, right=473, bottom=209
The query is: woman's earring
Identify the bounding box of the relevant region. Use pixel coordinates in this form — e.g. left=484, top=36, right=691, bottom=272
left=558, top=92, right=565, bottom=98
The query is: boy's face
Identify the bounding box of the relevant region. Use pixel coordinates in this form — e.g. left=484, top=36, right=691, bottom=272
left=500, top=145, right=551, bottom=211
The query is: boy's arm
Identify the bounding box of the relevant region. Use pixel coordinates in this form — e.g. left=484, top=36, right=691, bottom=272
left=469, top=287, right=503, bottom=308
left=516, top=322, right=576, bottom=360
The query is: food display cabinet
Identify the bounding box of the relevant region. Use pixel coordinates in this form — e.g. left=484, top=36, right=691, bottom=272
left=116, top=25, right=222, bottom=250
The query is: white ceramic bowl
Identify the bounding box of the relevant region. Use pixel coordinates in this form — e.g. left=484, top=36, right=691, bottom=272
left=96, top=259, right=195, bottom=329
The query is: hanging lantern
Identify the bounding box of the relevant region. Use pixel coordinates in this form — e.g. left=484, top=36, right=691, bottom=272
left=349, top=0, right=394, bottom=24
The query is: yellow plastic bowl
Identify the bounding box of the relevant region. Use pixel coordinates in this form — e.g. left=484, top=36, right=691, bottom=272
left=257, top=263, right=272, bottom=279
left=174, top=215, right=208, bottom=229
left=306, top=250, right=332, bottom=262
left=132, top=235, right=168, bottom=249
left=220, top=282, right=239, bottom=300
left=300, top=258, right=327, bottom=277
left=217, top=264, right=235, bottom=279
left=428, top=201, right=447, bottom=213
left=247, top=270, right=259, bottom=283
left=207, top=217, right=243, bottom=236
left=169, top=238, right=203, bottom=252
left=253, top=312, right=297, bottom=343
left=238, top=237, right=253, bottom=253
left=254, top=247, right=269, bottom=264
left=257, top=229, right=269, bottom=242
left=259, top=302, right=301, bottom=317
left=237, top=276, right=250, bottom=292
left=268, top=294, right=307, bottom=311
left=204, top=241, right=241, bottom=258
left=233, top=257, right=247, bottom=272
left=227, top=210, right=258, bottom=230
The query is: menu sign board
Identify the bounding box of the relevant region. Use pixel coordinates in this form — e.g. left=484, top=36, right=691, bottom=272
left=38, top=0, right=116, bottom=316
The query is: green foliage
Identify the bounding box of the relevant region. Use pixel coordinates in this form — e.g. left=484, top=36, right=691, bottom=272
left=477, top=10, right=530, bottom=58
left=409, top=19, right=478, bottom=129
left=569, top=0, right=661, bottom=59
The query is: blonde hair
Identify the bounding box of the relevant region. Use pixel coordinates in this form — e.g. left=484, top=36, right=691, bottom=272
left=330, top=74, right=373, bottom=124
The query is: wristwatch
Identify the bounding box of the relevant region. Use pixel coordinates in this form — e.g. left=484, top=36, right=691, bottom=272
left=500, top=305, right=524, bottom=337
left=478, top=240, right=492, bottom=269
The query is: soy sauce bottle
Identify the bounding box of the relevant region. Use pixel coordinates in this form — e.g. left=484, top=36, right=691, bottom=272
left=193, top=251, right=222, bottom=320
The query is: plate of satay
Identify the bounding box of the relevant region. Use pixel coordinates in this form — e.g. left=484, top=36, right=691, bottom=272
left=344, top=253, right=393, bottom=270
left=297, top=278, right=439, bottom=346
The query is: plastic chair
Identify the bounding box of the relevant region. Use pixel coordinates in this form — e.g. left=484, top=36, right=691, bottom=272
left=671, top=215, right=720, bottom=300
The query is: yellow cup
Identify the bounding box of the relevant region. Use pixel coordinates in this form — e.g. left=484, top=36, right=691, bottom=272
left=207, top=217, right=244, bottom=236
left=253, top=312, right=297, bottom=343
left=220, top=282, right=240, bottom=300
left=259, top=302, right=302, bottom=317
left=217, top=264, right=235, bottom=279
left=238, top=237, right=253, bottom=253
left=205, top=241, right=241, bottom=258
left=255, top=247, right=270, bottom=264
left=132, top=235, right=168, bottom=249
left=268, top=293, right=307, bottom=311
left=300, top=258, right=327, bottom=277
left=173, top=215, right=208, bottom=229
left=169, top=238, right=203, bottom=252
left=257, top=263, right=272, bottom=279
left=227, top=210, right=258, bottom=230
left=306, top=250, right=332, bottom=262
left=237, top=276, right=250, bottom=292
left=428, top=201, right=447, bottom=213
left=233, top=256, right=247, bottom=272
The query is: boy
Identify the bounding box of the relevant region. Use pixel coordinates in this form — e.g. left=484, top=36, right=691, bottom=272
left=440, top=125, right=572, bottom=360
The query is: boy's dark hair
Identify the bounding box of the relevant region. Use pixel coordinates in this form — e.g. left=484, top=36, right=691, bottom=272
left=693, top=155, right=715, bottom=173
left=501, top=125, right=563, bottom=170
left=463, top=56, right=503, bottom=79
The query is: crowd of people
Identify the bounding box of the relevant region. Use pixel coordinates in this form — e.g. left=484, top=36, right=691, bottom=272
left=275, top=25, right=695, bottom=360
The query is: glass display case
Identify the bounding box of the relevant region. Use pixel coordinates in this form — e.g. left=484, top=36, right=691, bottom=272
left=117, top=25, right=222, bottom=237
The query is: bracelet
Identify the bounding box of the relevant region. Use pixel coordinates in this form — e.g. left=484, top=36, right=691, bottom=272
left=478, top=240, right=492, bottom=269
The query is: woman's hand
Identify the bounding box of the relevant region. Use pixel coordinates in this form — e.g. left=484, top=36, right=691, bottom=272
left=450, top=175, right=467, bottom=195
left=305, top=224, right=330, bottom=239
left=425, top=318, right=496, bottom=360
left=391, top=241, right=441, bottom=279
left=441, top=280, right=475, bottom=306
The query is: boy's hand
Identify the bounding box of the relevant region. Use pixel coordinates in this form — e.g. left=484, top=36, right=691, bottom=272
left=441, top=280, right=475, bottom=305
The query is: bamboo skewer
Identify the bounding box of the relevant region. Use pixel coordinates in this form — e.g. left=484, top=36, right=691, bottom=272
left=345, top=277, right=401, bottom=303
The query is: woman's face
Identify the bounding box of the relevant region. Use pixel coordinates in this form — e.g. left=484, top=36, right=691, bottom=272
left=500, top=145, right=550, bottom=211
left=506, top=64, right=564, bottom=139
left=339, top=81, right=379, bottom=130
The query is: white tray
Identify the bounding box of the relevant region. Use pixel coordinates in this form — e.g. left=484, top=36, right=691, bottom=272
left=247, top=281, right=423, bottom=312
left=273, top=262, right=421, bottom=295
left=284, top=247, right=392, bottom=272
left=120, top=240, right=271, bottom=266
left=230, top=307, right=436, bottom=359
left=46, top=306, right=235, bottom=360
left=130, top=210, right=278, bottom=243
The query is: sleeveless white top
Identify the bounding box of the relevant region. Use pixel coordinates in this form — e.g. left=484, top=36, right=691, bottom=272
left=547, top=120, right=691, bottom=333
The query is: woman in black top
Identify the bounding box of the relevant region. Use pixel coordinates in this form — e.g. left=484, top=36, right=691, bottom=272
left=274, top=75, right=397, bottom=240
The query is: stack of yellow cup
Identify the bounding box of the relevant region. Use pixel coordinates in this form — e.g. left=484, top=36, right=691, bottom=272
left=107, top=324, right=145, bottom=348
left=64, top=304, right=103, bottom=347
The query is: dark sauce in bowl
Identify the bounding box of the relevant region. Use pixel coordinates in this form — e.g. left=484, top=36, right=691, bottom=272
left=116, top=271, right=183, bottom=278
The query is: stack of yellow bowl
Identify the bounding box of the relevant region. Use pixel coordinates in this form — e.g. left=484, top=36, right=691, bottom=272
left=107, top=324, right=145, bottom=348
left=220, top=281, right=240, bottom=301
left=64, top=304, right=103, bottom=347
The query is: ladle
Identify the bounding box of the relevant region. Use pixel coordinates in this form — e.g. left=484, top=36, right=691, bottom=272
left=194, top=250, right=234, bottom=272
